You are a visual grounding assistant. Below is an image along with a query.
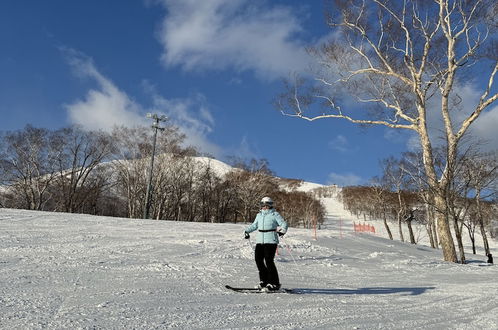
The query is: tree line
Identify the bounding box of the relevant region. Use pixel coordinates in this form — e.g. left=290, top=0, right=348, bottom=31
left=0, top=124, right=325, bottom=227
left=340, top=150, right=498, bottom=263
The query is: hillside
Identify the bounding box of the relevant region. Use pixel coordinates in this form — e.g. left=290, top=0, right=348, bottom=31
left=1, top=206, right=497, bottom=329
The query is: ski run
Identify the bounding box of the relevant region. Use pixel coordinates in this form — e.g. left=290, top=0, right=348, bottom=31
left=1, top=193, right=497, bottom=329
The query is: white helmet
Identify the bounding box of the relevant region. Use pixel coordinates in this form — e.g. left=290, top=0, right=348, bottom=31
left=260, top=196, right=273, bottom=207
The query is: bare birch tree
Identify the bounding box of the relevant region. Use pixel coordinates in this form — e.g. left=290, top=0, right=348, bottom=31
left=52, top=126, right=113, bottom=213
left=277, top=0, right=498, bottom=262
left=463, top=152, right=498, bottom=256
left=110, top=125, right=190, bottom=219
left=399, top=151, right=439, bottom=248
left=0, top=125, right=59, bottom=210
left=381, top=157, right=411, bottom=242
left=370, top=178, right=394, bottom=240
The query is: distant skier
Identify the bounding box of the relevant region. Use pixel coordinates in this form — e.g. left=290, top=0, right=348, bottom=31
left=244, top=196, right=288, bottom=291
left=487, top=253, right=493, bottom=264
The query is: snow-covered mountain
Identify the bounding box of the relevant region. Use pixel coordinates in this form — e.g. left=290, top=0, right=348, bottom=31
left=190, top=156, right=236, bottom=177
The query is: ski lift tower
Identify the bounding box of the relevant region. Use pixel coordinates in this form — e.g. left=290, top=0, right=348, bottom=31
left=144, top=113, right=167, bottom=219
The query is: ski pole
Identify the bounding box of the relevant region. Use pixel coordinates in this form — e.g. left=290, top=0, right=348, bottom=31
left=280, top=236, right=304, bottom=279
left=247, top=235, right=254, bottom=251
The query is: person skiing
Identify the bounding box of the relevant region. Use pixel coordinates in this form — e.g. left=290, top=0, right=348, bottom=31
left=244, top=196, right=288, bottom=291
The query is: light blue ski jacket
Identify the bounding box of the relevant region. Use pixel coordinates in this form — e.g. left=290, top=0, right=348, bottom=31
left=245, top=208, right=288, bottom=244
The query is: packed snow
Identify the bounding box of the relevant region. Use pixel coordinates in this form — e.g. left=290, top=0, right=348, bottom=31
left=191, top=157, right=236, bottom=177
left=1, top=191, right=497, bottom=329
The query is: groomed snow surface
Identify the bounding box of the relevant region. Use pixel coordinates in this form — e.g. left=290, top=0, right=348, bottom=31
left=1, top=207, right=497, bottom=329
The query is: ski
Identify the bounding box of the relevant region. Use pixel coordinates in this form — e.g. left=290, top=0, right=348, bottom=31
left=225, top=285, right=294, bottom=293
left=225, top=285, right=260, bottom=292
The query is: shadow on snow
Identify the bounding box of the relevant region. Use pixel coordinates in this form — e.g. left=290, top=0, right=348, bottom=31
left=290, top=286, right=435, bottom=296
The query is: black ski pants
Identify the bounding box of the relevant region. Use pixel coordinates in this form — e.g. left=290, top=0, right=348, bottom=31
left=254, top=243, right=280, bottom=286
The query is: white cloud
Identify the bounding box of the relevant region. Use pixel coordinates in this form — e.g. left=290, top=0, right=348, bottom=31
left=63, top=49, right=221, bottom=157
left=233, top=135, right=259, bottom=160
left=327, top=172, right=363, bottom=187
left=329, top=135, right=350, bottom=152
left=406, top=133, right=422, bottom=152
left=155, top=0, right=311, bottom=80
left=470, top=105, right=498, bottom=148
left=450, top=84, right=498, bottom=150
left=63, top=49, right=147, bottom=131
left=145, top=84, right=222, bottom=156
left=400, top=82, right=498, bottom=152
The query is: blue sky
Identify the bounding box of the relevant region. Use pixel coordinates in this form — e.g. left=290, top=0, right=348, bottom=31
left=4, top=0, right=495, bottom=186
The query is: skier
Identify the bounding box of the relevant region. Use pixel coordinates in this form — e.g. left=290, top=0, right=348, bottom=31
left=244, top=196, right=288, bottom=291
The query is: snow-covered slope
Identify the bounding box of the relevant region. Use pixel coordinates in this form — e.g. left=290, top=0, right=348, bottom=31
left=191, top=156, right=236, bottom=177
left=1, top=208, right=497, bottom=329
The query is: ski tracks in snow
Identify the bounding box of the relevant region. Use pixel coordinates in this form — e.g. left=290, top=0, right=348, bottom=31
left=1, top=209, right=497, bottom=329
